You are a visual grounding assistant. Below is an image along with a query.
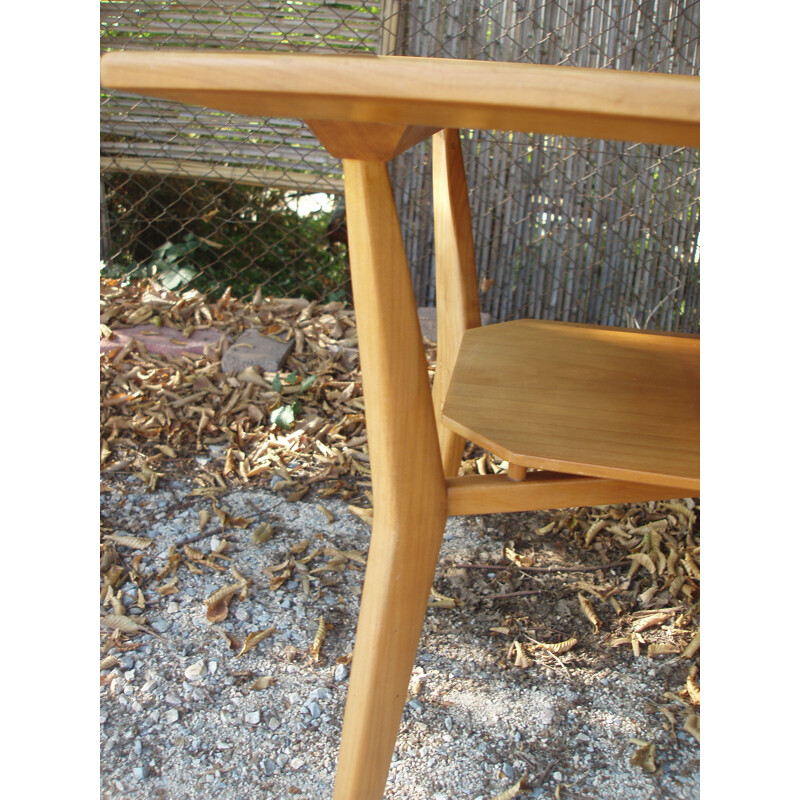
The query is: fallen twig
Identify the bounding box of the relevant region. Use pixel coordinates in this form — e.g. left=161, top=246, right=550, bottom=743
left=490, top=589, right=540, bottom=599
left=455, top=560, right=628, bottom=574
left=174, top=526, right=228, bottom=547
left=532, top=759, right=557, bottom=789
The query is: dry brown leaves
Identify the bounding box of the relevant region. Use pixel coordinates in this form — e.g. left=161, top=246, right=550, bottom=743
left=101, top=278, right=373, bottom=503
left=100, top=278, right=510, bottom=506
left=461, top=498, right=700, bottom=736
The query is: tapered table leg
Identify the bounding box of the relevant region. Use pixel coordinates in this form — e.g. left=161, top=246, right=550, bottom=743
left=332, top=159, right=448, bottom=800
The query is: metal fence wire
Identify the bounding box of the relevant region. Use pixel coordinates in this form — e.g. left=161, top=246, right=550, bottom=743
left=100, top=0, right=700, bottom=332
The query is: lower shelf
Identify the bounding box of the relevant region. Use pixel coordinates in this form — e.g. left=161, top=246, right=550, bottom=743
left=441, top=319, right=699, bottom=492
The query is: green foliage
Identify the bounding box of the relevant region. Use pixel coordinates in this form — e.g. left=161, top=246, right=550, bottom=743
left=269, top=372, right=317, bottom=430
left=101, top=174, right=349, bottom=302
left=270, top=401, right=302, bottom=430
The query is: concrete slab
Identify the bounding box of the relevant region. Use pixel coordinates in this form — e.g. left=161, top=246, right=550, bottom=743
left=100, top=324, right=226, bottom=357
left=221, top=329, right=294, bottom=374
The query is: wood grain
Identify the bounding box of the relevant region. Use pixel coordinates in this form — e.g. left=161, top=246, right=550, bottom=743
left=100, top=52, right=699, bottom=147
left=305, top=119, right=440, bottom=161
left=446, top=472, right=697, bottom=516
left=333, top=159, right=448, bottom=800
left=430, top=130, right=483, bottom=476
left=441, top=319, right=699, bottom=491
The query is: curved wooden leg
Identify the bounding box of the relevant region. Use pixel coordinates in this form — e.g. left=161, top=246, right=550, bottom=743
left=333, top=159, right=448, bottom=800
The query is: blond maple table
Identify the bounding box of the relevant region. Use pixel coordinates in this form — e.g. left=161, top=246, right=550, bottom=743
left=101, top=52, right=700, bottom=800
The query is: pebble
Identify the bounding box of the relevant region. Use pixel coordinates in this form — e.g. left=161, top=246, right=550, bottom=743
left=164, top=709, right=180, bottom=724
left=290, top=757, right=305, bottom=770
left=185, top=660, right=206, bottom=681
left=307, top=702, right=322, bottom=720
left=268, top=717, right=280, bottom=730
left=245, top=711, right=261, bottom=725
left=501, top=762, right=514, bottom=778
left=132, top=765, right=149, bottom=781
left=165, top=694, right=182, bottom=707
left=261, top=758, right=277, bottom=776
left=150, top=618, right=170, bottom=634
left=334, top=663, right=348, bottom=682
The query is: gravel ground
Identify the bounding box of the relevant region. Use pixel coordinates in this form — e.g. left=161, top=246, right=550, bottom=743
left=100, top=474, right=699, bottom=800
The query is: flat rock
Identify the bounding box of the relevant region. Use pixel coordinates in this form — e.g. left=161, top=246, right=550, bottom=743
left=416, top=307, right=494, bottom=343
left=222, top=329, right=294, bottom=374
left=100, top=324, right=225, bottom=357
left=184, top=660, right=206, bottom=681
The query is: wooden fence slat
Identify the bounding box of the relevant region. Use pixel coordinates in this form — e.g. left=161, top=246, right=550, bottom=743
left=100, top=155, right=344, bottom=192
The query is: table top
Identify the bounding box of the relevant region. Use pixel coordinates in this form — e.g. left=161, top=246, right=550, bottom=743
left=100, top=52, right=699, bottom=148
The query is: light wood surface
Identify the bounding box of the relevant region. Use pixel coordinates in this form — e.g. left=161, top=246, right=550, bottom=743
left=507, top=463, right=528, bottom=482
left=431, top=129, right=483, bottom=476
left=332, top=159, right=448, bottom=800
left=442, top=319, right=699, bottom=491
left=446, top=472, right=696, bottom=516
left=305, top=119, right=441, bottom=161
left=100, top=52, right=699, bottom=147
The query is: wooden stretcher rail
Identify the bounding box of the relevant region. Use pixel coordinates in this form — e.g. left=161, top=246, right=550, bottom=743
left=446, top=472, right=697, bottom=516
left=100, top=52, right=699, bottom=148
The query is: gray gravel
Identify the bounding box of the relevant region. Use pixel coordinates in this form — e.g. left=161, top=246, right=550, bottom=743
left=100, top=475, right=699, bottom=799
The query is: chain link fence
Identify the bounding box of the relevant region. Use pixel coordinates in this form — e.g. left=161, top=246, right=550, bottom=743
left=101, top=0, right=699, bottom=331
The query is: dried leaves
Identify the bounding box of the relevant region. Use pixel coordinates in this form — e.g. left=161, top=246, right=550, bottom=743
left=236, top=628, right=276, bottom=657
left=103, top=534, right=153, bottom=550
left=449, top=497, right=700, bottom=737
left=309, top=616, right=328, bottom=664
left=100, top=278, right=370, bottom=504
left=101, top=613, right=141, bottom=634
left=578, top=593, right=601, bottom=633
left=488, top=774, right=529, bottom=800
left=630, top=739, right=657, bottom=773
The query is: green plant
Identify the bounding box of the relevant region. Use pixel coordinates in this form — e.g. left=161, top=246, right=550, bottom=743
left=269, top=371, right=317, bottom=429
